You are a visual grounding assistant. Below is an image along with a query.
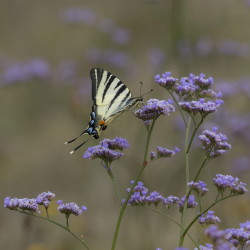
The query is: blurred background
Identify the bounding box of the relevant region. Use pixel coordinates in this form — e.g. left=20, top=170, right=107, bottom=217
left=1, top=0, right=250, bottom=249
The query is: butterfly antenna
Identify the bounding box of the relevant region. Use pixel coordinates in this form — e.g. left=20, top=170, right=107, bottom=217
left=139, top=81, right=153, bottom=97
left=64, top=129, right=88, bottom=144
left=140, top=81, right=143, bottom=96
left=70, top=138, right=90, bottom=155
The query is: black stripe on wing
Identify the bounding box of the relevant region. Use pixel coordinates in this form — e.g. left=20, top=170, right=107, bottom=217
left=107, top=85, right=127, bottom=110
left=102, top=75, right=116, bottom=102
left=90, top=68, right=104, bottom=103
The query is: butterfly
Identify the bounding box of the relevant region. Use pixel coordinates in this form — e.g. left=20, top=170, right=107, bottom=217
left=65, top=68, right=143, bottom=154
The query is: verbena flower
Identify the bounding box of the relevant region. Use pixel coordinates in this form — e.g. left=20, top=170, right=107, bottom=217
left=154, top=72, right=178, bottom=90
left=4, top=197, right=39, bottom=212
left=36, top=191, right=55, bottom=208
left=126, top=181, right=178, bottom=208
left=151, top=146, right=180, bottom=160
left=57, top=200, right=87, bottom=216
left=4, top=197, right=20, bottom=210
left=178, top=195, right=198, bottom=212
left=83, top=137, right=128, bottom=163
left=188, top=181, right=209, bottom=196
left=199, top=210, right=221, bottom=225
left=199, top=129, right=231, bottom=158
left=174, top=76, right=198, bottom=98
left=213, top=174, right=248, bottom=194
left=179, top=98, right=223, bottom=116
left=134, top=99, right=175, bottom=123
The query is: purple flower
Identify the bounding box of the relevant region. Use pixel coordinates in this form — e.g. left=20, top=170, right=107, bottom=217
left=57, top=200, right=87, bottom=216
left=199, top=210, right=221, bottom=225
left=154, top=72, right=178, bottom=90
left=193, top=73, right=214, bottom=89
left=240, top=221, right=250, bottom=231
left=225, top=228, right=250, bottom=247
left=4, top=197, right=20, bottom=210
left=204, top=225, right=226, bottom=242
left=111, top=28, right=131, bottom=44
left=199, top=130, right=231, bottom=158
left=213, top=174, right=248, bottom=194
left=36, top=191, right=55, bottom=208
left=188, top=181, right=209, bottom=196
left=151, top=146, right=180, bottom=160
left=174, top=76, right=198, bottom=97
left=4, top=197, right=39, bottom=212
left=83, top=137, right=128, bottom=163
left=179, top=98, right=223, bottom=116
left=134, top=99, right=175, bottom=123
left=178, top=195, right=198, bottom=212
left=163, top=195, right=179, bottom=208
left=196, top=243, right=213, bottom=250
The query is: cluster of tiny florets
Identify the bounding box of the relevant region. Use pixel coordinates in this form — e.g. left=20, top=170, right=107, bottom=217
left=4, top=197, right=39, bottom=212
left=177, top=195, right=198, bottom=212
left=134, top=99, right=175, bottom=124
left=154, top=72, right=178, bottom=91
left=199, top=210, right=221, bottom=225
left=83, top=137, right=129, bottom=163
left=125, top=181, right=179, bottom=208
left=57, top=200, right=87, bottom=216
left=150, top=146, right=180, bottom=160
left=188, top=181, right=209, bottom=196
left=36, top=191, right=56, bottom=208
left=199, top=129, right=231, bottom=158
left=213, top=174, right=248, bottom=195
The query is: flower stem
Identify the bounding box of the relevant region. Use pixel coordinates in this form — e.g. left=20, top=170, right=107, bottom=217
left=111, top=119, right=156, bottom=250
left=108, top=165, right=121, bottom=202
left=18, top=210, right=90, bottom=250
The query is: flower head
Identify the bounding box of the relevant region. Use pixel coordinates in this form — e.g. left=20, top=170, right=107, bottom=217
left=213, top=174, right=248, bottom=194
left=57, top=200, right=87, bottom=216
left=36, top=191, right=55, bottom=208
left=225, top=228, right=250, bottom=247
left=4, top=197, right=20, bottom=210
left=199, top=130, right=231, bottom=158
left=188, top=181, right=209, bottom=196
left=134, top=99, right=175, bottom=123
left=199, top=210, right=221, bottom=225
left=83, top=137, right=128, bottom=164
left=154, top=72, right=178, bottom=90
left=4, top=197, right=39, bottom=212
left=178, top=195, right=198, bottom=212
left=151, top=146, right=180, bottom=160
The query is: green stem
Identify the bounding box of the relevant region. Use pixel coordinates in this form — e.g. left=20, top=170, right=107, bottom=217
left=182, top=194, right=238, bottom=239
left=111, top=119, right=156, bottom=250
left=168, top=90, right=187, bottom=128
left=18, top=210, right=90, bottom=250
left=108, top=165, right=121, bottom=202
left=179, top=116, right=191, bottom=246
left=147, top=207, right=199, bottom=248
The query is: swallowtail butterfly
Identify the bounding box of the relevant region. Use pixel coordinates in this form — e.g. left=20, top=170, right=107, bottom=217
left=65, top=68, right=142, bottom=154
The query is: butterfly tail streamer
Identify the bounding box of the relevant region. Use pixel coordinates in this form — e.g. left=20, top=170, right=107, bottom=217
left=70, top=138, right=90, bottom=155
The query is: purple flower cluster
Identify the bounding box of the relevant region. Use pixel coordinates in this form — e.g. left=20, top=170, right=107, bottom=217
left=154, top=72, right=178, bottom=90
left=199, top=129, right=231, bottom=158
left=188, top=181, right=209, bottom=196
left=213, top=174, right=248, bottom=195
left=151, top=146, right=180, bottom=160
left=225, top=228, right=250, bottom=247
left=83, top=137, right=129, bottom=163
left=196, top=243, right=213, bottom=250
left=126, top=181, right=179, bottom=208
left=57, top=200, right=87, bottom=217
left=1, top=59, right=50, bottom=85
left=179, top=98, right=223, bottom=116
left=4, top=197, right=39, bottom=212
left=36, top=191, right=56, bottom=208
left=134, top=99, right=175, bottom=124
left=199, top=210, right=221, bottom=225
left=178, top=195, right=198, bottom=212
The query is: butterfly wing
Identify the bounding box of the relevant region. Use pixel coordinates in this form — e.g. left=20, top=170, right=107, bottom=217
left=90, top=68, right=142, bottom=125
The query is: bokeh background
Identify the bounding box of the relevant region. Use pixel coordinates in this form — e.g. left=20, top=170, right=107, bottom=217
left=1, top=0, right=250, bottom=249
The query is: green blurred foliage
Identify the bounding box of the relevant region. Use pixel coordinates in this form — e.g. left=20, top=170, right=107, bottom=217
left=1, top=0, right=250, bottom=249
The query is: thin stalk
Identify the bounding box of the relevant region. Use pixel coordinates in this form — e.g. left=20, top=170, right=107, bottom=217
left=168, top=90, right=187, bottom=128
left=146, top=207, right=199, bottom=248
left=179, top=116, right=191, bottom=246
left=108, top=167, right=121, bottom=202
left=111, top=119, right=156, bottom=250
left=182, top=194, right=238, bottom=239
left=18, top=210, right=90, bottom=250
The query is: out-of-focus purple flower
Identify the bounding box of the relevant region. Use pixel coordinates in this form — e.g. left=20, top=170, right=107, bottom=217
left=179, top=99, right=223, bottom=116
left=36, top=191, right=55, bottom=208
left=195, top=37, right=213, bottom=57
left=213, top=174, right=248, bottom=195
left=151, top=146, right=180, bottom=160
left=240, top=221, right=250, bottom=231
left=100, top=137, right=129, bottom=151
left=225, top=228, right=250, bottom=247
left=163, top=195, right=179, bottom=208
left=232, top=157, right=250, bottom=175
left=83, top=137, right=128, bottom=163
left=178, top=195, right=198, bottom=212
left=154, top=72, right=178, bottom=90
left=199, top=210, right=221, bottom=225
left=111, top=28, right=131, bottom=44
left=188, top=181, right=209, bottom=196
left=134, top=99, right=175, bottom=123
left=60, top=7, right=96, bottom=24
left=4, top=197, right=19, bottom=210
left=148, top=48, right=166, bottom=68
left=199, top=129, right=231, bottom=158
left=196, top=243, right=213, bottom=250
left=204, top=225, right=226, bottom=242
left=57, top=200, right=87, bottom=216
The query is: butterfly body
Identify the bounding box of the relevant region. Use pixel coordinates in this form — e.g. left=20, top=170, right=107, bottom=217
left=66, top=68, right=142, bottom=153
